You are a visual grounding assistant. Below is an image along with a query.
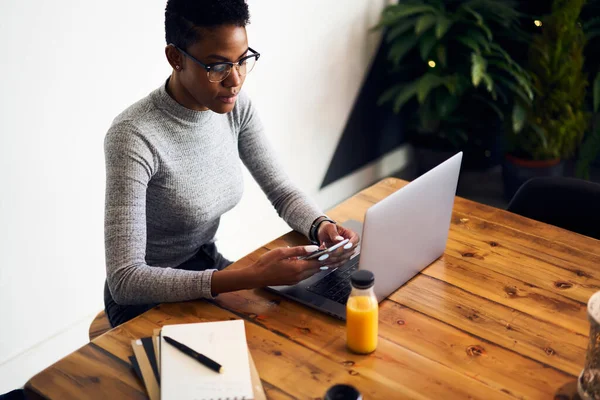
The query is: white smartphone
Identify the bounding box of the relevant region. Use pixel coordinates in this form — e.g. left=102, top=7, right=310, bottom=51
left=301, top=238, right=351, bottom=261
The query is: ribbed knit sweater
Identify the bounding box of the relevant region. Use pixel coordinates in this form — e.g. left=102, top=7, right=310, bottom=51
left=104, top=80, right=323, bottom=305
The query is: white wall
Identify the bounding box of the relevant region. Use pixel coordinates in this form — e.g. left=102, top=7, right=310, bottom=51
left=0, top=0, right=168, bottom=368
left=0, top=0, right=404, bottom=377
left=218, top=0, right=397, bottom=259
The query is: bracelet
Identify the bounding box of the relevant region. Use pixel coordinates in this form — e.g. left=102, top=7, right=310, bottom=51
left=309, top=216, right=336, bottom=244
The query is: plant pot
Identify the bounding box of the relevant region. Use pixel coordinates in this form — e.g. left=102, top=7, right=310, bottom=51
left=502, top=154, right=565, bottom=201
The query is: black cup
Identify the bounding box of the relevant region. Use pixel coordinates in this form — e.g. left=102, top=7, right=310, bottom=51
left=324, top=384, right=362, bottom=400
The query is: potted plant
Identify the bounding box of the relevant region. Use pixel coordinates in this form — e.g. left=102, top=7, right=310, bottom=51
left=504, top=0, right=589, bottom=199
left=576, top=1, right=600, bottom=179
left=576, top=72, right=600, bottom=179
left=373, top=0, right=533, bottom=172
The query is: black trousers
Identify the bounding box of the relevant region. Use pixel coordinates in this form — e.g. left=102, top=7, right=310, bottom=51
left=104, top=242, right=232, bottom=328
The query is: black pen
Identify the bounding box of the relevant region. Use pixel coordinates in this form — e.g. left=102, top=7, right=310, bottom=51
left=163, top=336, right=223, bottom=374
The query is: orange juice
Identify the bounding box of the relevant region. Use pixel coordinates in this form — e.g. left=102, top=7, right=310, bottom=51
left=346, top=295, right=378, bottom=354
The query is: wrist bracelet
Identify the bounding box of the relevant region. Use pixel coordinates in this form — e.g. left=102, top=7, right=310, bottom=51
left=309, top=216, right=335, bottom=244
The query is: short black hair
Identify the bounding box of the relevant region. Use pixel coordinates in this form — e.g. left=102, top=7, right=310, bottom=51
left=165, top=0, right=250, bottom=50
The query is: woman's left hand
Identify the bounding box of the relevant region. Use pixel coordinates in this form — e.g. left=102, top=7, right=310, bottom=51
left=316, top=222, right=360, bottom=268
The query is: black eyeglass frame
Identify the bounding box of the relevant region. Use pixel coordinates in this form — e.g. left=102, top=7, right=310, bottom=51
left=169, top=43, right=261, bottom=82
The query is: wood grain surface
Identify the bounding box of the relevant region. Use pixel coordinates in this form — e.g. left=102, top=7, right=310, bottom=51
left=26, top=178, right=597, bottom=399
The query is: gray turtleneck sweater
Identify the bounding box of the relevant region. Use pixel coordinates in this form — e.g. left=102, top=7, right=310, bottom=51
left=104, top=81, right=323, bottom=305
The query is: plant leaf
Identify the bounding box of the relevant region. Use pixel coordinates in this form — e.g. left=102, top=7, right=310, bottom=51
left=469, top=7, right=494, bottom=41
left=377, top=4, right=438, bottom=27
left=435, top=16, right=453, bottom=39
left=416, top=73, right=446, bottom=104
left=392, top=82, right=418, bottom=113
left=418, top=94, right=439, bottom=131
left=415, top=14, right=437, bottom=35
left=443, top=75, right=458, bottom=94
left=529, top=122, right=549, bottom=150
left=471, top=53, right=494, bottom=94
left=594, top=71, right=600, bottom=113
left=385, top=19, right=417, bottom=42
left=487, top=60, right=534, bottom=100
left=447, top=75, right=471, bottom=96
left=471, top=53, right=487, bottom=87
left=585, top=29, right=600, bottom=41
left=470, top=0, right=521, bottom=24
left=462, top=5, right=493, bottom=40
left=512, top=103, right=526, bottom=133
left=576, top=119, right=600, bottom=179
left=473, top=94, right=504, bottom=120
left=369, top=4, right=437, bottom=31
left=583, top=16, right=600, bottom=32
left=461, top=4, right=484, bottom=24
left=436, top=45, right=447, bottom=67
left=456, top=36, right=481, bottom=53
left=490, top=81, right=508, bottom=104
left=377, top=84, right=404, bottom=106
left=493, top=75, right=532, bottom=104
left=436, top=89, right=460, bottom=119
left=465, top=29, right=491, bottom=52
left=483, top=74, right=494, bottom=94
left=388, top=35, right=419, bottom=65
left=489, top=42, right=515, bottom=64
left=419, top=30, right=437, bottom=60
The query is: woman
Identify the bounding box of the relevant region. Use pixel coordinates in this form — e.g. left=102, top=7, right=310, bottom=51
left=103, top=0, right=359, bottom=327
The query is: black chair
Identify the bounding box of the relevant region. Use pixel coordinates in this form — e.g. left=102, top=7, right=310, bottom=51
left=0, top=390, right=26, bottom=400
left=507, top=177, right=600, bottom=240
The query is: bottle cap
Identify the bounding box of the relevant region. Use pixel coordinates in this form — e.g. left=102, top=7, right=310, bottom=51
left=324, top=384, right=362, bottom=400
left=350, top=270, right=374, bottom=289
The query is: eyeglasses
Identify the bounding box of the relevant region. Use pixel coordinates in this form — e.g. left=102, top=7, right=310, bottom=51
left=170, top=44, right=260, bottom=83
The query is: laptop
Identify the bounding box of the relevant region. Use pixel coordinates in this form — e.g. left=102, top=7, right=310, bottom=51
left=266, top=152, right=463, bottom=319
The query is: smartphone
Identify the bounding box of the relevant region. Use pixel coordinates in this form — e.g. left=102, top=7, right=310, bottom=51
left=301, top=238, right=351, bottom=261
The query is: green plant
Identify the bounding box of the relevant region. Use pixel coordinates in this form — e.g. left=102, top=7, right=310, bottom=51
left=575, top=0, right=600, bottom=178
left=576, top=71, right=600, bottom=178
left=583, top=11, right=600, bottom=42
left=508, top=0, right=589, bottom=160
left=374, top=0, right=533, bottom=147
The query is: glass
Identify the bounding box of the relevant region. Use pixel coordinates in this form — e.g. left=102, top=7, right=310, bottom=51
left=346, top=270, right=378, bottom=354
left=170, top=44, right=260, bottom=83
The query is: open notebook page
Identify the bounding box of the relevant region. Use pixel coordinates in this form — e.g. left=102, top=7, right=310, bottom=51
left=160, top=319, right=253, bottom=400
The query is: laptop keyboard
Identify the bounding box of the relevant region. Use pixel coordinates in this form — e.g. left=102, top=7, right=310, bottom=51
left=306, top=258, right=359, bottom=304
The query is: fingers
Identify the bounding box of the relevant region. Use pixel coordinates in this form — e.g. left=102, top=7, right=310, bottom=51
left=322, top=234, right=357, bottom=261
left=262, top=245, right=320, bottom=262
left=298, top=266, right=323, bottom=281
left=337, top=225, right=360, bottom=247
left=282, top=256, right=322, bottom=270
left=324, top=252, right=353, bottom=265
left=322, top=260, right=345, bottom=270
left=319, top=223, right=343, bottom=245
left=282, top=258, right=322, bottom=284
left=315, top=245, right=351, bottom=263
left=319, top=224, right=360, bottom=250
left=322, top=244, right=360, bottom=266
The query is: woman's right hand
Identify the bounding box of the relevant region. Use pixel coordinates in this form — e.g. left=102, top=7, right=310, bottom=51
left=248, top=245, right=323, bottom=287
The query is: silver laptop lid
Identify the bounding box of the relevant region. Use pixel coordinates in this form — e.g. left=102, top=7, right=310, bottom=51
left=358, top=152, right=462, bottom=302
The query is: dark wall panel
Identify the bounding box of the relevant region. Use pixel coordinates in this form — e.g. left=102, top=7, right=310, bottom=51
left=320, top=40, right=406, bottom=188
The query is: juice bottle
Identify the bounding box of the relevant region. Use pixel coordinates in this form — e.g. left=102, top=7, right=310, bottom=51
left=346, top=270, right=378, bottom=354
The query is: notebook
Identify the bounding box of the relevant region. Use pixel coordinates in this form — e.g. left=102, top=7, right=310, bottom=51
left=130, top=329, right=266, bottom=400
left=131, top=338, right=160, bottom=400
left=152, top=328, right=162, bottom=375
left=160, top=320, right=254, bottom=400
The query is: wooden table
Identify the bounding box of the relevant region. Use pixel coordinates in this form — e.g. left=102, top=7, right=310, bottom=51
left=26, top=178, right=599, bottom=399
